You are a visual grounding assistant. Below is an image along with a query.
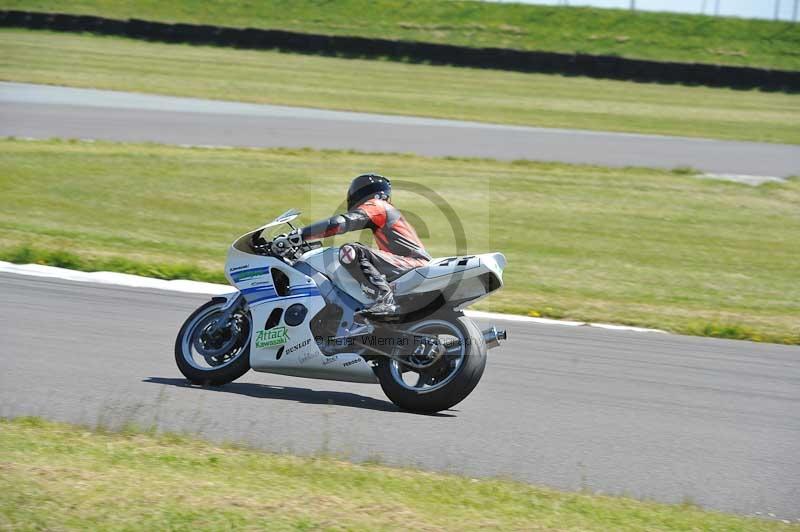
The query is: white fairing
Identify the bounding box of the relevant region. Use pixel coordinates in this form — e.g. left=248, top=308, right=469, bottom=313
left=226, top=234, right=377, bottom=384
left=301, top=247, right=505, bottom=308
left=224, top=227, right=505, bottom=384
left=300, top=247, right=372, bottom=305
left=393, top=253, right=506, bottom=308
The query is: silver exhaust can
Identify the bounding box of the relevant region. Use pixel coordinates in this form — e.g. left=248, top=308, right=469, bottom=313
left=482, top=326, right=508, bottom=349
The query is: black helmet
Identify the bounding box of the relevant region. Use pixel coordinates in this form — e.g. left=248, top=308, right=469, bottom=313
left=347, top=174, right=391, bottom=210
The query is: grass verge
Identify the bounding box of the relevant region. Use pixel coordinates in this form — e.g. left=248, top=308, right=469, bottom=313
left=1, top=138, right=799, bottom=344
left=1, top=0, right=798, bottom=70
left=1, top=244, right=223, bottom=283
left=1, top=29, right=799, bottom=144
left=1, top=417, right=796, bottom=531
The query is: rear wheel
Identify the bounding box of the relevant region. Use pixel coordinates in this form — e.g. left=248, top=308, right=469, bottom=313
left=375, top=314, right=487, bottom=414
left=174, top=300, right=251, bottom=386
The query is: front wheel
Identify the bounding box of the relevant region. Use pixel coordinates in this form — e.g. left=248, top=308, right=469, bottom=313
left=174, top=299, right=251, bottom=386
left=375, top=315, right=487, bottom=414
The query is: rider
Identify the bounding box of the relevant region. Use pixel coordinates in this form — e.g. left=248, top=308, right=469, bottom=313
left=287, top=174, right=431, bottom=317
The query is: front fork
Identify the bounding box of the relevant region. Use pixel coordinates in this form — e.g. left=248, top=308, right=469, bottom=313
left=207, top=292, right=246, bottom=336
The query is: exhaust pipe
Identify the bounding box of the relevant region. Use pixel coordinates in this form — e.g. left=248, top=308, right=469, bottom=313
left=482, top=326, right=508, bottom=349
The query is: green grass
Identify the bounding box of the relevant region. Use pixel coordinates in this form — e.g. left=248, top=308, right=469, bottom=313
left=1, top=417, right=796, bottom=531
left=2, top=138, right=800, bottom=344
left=2, top=245, right=223, bottom=283
left=2, top=0, right=800, bottom=70
left=2, top=30, right=800, bottom=144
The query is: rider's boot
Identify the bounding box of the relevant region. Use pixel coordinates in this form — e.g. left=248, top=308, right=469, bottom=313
left=359, top=289, right=398, bottom=318
left=352, top=253, right=401, bottom=319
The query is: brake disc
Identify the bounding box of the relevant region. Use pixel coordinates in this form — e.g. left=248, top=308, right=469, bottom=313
left=192, top=314, right=242, bottom=361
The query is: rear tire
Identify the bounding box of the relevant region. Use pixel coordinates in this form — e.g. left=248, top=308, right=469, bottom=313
left=376, top=314, right=487, bottom=414
left=174, top=300, right=251, bottom=386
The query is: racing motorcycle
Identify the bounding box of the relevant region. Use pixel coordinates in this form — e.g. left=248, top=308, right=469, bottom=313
left=175, top=209, right=507, bottom=413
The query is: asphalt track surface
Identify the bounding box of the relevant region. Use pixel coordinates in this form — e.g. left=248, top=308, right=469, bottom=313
left=1, top=273, right=798, bottom=520
left=2, top=82, right=799, bottom=177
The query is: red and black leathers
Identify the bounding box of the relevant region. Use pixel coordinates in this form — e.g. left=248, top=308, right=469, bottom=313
left=300, top=198, right=431, bottom=294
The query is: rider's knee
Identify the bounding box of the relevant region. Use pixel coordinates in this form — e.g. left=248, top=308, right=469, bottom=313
left=339, top=243, right=369, bottom=266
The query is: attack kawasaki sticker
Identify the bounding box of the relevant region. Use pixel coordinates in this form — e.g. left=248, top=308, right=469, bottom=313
left=255, top=326, right=289, bottom=349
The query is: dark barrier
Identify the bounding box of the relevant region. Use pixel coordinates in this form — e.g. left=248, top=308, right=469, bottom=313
left=2, top=10, right=798, bottom=92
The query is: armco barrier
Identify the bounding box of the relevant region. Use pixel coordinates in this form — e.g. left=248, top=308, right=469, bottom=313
left=2, top=10, right=798, bottom=92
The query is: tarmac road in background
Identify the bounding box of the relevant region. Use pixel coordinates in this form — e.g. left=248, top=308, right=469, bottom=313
left=2, top=82, right=799, bottom=177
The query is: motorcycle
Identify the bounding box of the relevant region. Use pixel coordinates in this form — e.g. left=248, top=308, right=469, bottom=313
left=175, top=209, right=507, bottom=413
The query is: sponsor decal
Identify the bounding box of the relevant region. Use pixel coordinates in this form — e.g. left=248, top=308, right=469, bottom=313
left=298, top=351, right=318, bottom=365
left=229, top=264, right=250, bottom=272
left=232, top=267, right=270, bottom=282
left=286, top=338, right=312, bottom=355
left=322, top=355, right=339, bottom=366
left=255, top=326, right=288, bottom=349
left=343, top=358, right=361, bottom=367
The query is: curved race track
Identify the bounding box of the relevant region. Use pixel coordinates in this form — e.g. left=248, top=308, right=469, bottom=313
left=2, top=81, right=799, bottom=520
left=1, top=273, right=798, bottom=520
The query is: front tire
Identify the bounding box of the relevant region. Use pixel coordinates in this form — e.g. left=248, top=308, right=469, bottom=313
left=174, top=299, right=251, bottom=386
left=376, top=315, right=487, bottom=414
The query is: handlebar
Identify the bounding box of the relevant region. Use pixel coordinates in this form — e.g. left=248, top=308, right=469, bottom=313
left=251, top=231, right=322, bottom=259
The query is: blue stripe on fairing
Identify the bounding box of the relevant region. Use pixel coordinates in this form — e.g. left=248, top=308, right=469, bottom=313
left=288, top=291, right=321, bottom=298
left=241, top=286, right=320, bottom=296
left=248, top=292, right=321, bottom=305
left=241, top=285, right=275, bottom=294
left=242, top=281, right=321, bottom=305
